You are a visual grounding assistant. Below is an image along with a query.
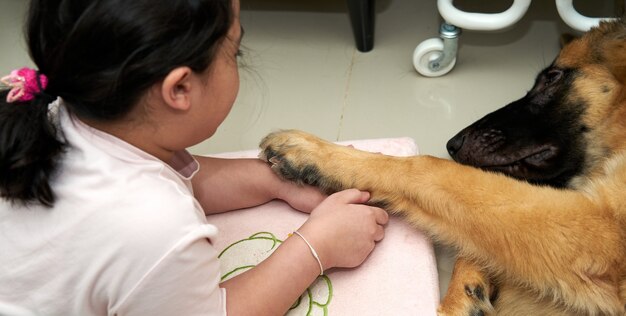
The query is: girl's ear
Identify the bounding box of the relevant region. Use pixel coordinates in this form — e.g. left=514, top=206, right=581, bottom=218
left=161, top=67, right=194, bottom=111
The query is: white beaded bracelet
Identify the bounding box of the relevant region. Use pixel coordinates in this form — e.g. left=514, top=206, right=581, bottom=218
left=293, top=231, right=324, bottom=276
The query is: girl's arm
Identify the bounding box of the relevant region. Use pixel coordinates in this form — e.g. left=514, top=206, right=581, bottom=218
left=192, top=156, right=325, bottom=214
left=219, top=231, right=321, bottom=315
left=192, top=157, right=389, bottom=315
left=220, top=189, right=389, bottom=316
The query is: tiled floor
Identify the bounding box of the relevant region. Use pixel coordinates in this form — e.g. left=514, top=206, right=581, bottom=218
left=0, top=0, right=618, bottom=306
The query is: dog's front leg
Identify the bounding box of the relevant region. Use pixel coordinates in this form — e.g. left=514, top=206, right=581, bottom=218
left=260, top=130, right=623, bottom=314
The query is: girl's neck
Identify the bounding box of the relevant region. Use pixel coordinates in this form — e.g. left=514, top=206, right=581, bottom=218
left=79, top=115, right=176, bottom=164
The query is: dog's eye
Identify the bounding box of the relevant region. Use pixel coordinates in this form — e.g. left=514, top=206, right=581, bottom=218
left=544, top=69, right=563, bottom=85
left=529, top=68, right=566, bottom=105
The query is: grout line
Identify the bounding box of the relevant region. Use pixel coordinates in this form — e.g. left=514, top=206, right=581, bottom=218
left=336, top=49, right=357, bottom=141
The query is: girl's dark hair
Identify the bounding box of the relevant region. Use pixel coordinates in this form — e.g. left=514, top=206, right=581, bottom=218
left=0, top=0, right=234, bottom=207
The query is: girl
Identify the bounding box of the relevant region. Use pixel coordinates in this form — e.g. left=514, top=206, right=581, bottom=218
left=0, top=0, right=388, bottom=315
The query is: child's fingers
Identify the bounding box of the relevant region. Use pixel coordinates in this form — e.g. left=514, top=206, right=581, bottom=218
left=374, top=224, right=385, bottom=242
left=371, top=208, right=387, bottom=241
left=373, top=207, right=389, bottom=225
left=331, top=189, right=370, bottom=204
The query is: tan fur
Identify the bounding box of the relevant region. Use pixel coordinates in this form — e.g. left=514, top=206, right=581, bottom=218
left=260, top=21, right=626, bottom=315
left=260, top=130, right=626, bottom=315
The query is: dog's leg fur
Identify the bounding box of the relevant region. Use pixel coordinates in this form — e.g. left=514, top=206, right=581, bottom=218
left=492, top=284, right=582, bottom=316
left=442, top=259, right=586, bottom=316
left=260, top=130, right=625, bottom=315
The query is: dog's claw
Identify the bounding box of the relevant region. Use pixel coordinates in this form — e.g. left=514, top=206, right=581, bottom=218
left=465, top=284, right=485, bottom=301
left=268, top=156, right=280, bottom=165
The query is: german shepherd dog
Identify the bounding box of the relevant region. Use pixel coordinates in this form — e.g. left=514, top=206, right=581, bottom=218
left=259, top=21, right=626, bottom=315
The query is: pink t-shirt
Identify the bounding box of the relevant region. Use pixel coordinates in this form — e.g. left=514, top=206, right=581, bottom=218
left=0, top=101, right=226, bottom=315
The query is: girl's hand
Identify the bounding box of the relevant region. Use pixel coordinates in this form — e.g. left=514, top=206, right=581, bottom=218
left=297, top=189, right=389, bottom=270
left=276, top=180, right=326, bottom=214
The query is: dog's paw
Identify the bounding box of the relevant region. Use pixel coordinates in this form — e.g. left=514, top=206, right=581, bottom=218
left=259, top=130, right=338, bottom=191
left=439, top=279, right=497, bottom=316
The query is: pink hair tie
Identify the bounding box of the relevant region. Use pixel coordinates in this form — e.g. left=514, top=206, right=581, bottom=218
left=0, top=67, right=49, bottom=103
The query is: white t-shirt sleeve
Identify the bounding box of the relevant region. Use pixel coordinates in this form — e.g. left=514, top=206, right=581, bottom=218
left=112, top=225, right=226, bottom=316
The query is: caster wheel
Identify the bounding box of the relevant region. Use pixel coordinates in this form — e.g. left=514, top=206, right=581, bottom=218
left=413, top=38, right=456, bottom=77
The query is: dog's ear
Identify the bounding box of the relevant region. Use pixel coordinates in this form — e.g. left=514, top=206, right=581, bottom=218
left=599, top=20, right=626, bottom=82
left=603, top=37, right=626, bottom=82
left=559, top=33, right=578, bottom=48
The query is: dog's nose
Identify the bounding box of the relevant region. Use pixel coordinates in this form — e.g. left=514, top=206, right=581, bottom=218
left=446, top=134, right=465, bottom=158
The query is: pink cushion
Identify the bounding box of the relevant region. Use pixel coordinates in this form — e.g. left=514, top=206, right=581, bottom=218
left=206, top=137, right=439, bottom=315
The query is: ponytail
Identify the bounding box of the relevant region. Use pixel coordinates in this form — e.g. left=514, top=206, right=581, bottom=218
left=0, top=90, right=64, bottom=207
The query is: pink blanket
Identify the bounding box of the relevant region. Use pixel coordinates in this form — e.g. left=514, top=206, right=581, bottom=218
left=206, top=138, right=439, bottom=315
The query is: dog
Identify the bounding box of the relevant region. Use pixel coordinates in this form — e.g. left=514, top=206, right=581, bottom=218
left=258, top=20, right=626, bottom=315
